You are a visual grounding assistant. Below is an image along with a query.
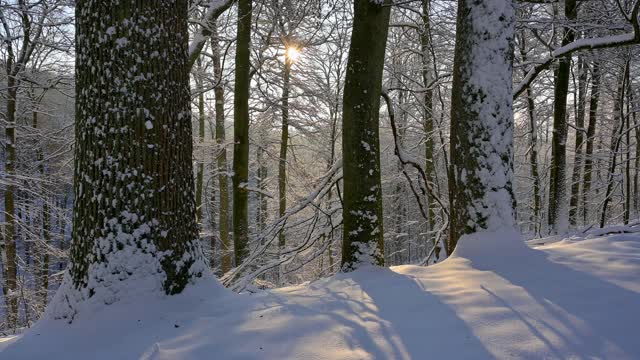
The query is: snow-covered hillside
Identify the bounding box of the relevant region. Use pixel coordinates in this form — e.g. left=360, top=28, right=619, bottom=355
left=1, top=228, right=639, bottom=359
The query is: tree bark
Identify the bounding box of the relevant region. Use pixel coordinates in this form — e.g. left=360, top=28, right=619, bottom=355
left=4, top=71, right=18, bottom=329
left=211, top=23, right=232, bottom=273
left=340, top=0, right=390, bottom=271
left=582, top=61, right=601, bottom=224
left=232, top=0, right=252, bottom=266
left=278, top=57, right=291, bottom=259
left=195, top=60, right=206, bottom=225
left=53, top=0, right=205, bottom=320
left=548, top=0, right=576, bottom=233
left=33, top=110, right=50, bottom=308
left=517, top=28, right=541, bottom=236
left=420, top=0, right=436, bottom=241
left=448, top=0, right=516, bottom=253
left=569, top=56, right=588, bottom=226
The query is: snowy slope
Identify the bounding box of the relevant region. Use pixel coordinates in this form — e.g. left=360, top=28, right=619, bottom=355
left=1, top=229, right=639, bottom=359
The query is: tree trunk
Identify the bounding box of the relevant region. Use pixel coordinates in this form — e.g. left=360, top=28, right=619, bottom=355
left=600, top=60, right=629, bottom=228
left=340, top=0, right=390, bottom=271
left=624, top=78, right=632, bottom=224
left=582, top=61, right=601, bottom=224
left=278, top=57, right=291, bottom=261
left=569, top=56, right=588, bottom=226
left=232, top=0, right=252, bottom=266
left=33, top=110, right=50, bottom=308
left=4, top=75, right=18, bottom=328
left=633, top=89, right=639, bottom=218
left=448, top=0, right=516, bottom=252
left=53, top=0, right=205, bottom=320
left=195, top=60, right=206, bottom=225
left=548, top=0, right=576, bottom=234
left=212, top=23, right=232, bottom=273
left=420, top=0, right=436, bottom=242
left=517, top=29, right=541, bottom=236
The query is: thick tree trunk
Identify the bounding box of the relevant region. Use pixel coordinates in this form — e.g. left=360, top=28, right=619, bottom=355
left=52, top=0, right=205, bottom=320
left=212, top=23, right=232, bottom=273
left=340, top=0, right=390, bottom=271
left=548, top=0, right=576, bottom=233
left=232, top=0, right=252, bottom=266
left=448, top=0, right=516, bottom=253
left=569, top=56, right=588, bottom=226
left=582, top=62, right=601, bottom=224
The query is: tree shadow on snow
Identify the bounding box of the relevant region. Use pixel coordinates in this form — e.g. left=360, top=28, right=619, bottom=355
left=470, top=243, right=640, bottom=359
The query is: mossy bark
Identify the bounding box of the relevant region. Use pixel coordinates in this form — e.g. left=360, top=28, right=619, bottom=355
left=340, top=0, right=391, bottom=270
left=67, top=0, right=204, bottom=301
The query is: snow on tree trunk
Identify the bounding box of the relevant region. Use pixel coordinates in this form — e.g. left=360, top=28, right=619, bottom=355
left=340, top=0, right=391, bottom=271
left=448, top=0, right=516, bottom=253
left=49, top=0, right=206, bottom=321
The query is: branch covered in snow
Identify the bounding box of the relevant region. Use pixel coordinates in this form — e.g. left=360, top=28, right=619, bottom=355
left=220, top=160, right=343, bottom=290
left=188, top=0, right=235, bottom=69
left=381, top=89, right=449, bottom=260
left=513, top=0, right=640, bottom=99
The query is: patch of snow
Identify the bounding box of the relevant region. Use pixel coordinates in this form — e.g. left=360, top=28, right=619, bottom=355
left=3, top=228, right=639, bottom=359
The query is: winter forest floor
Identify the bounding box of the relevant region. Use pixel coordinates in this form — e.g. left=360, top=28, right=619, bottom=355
left=1, top=228, right=639, bottom=359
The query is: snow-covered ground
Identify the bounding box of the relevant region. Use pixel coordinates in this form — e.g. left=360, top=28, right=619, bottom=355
left=1, top=228, right=639, bottom=359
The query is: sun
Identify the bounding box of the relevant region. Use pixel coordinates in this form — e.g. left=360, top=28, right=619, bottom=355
left=286, top=46, right=301, bottom=63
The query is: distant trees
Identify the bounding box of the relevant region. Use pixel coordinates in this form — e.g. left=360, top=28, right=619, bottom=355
left=51, top=0, right=205, bottom=320
left=1, top=0, right=73, bottom=330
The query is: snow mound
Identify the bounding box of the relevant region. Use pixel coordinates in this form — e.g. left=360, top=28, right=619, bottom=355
left=2, top=229, right=639, bottom=359
left=450, top=229, right=534, bottom=265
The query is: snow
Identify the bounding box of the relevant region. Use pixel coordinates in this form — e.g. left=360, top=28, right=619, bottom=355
left=2, top=229, right=639, bottom=359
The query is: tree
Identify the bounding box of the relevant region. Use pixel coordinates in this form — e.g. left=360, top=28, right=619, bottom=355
left=448, top=0, right=516, bottom=252
left=582, top=61, right=601, bottom=224
left=211, top=21, right=232, bottom=273
left=516, top=24, right=541, bottom=235
left=0, top=0, right=71, bottom=329
left=340, top=0, right=391, bottom=271
left=569, top=56, right=589, bottom=226
left=49, top=0, right=205, bottom=320
left=232, top=0, right=253, bottom=266
left=548, top=0, right=577, bottom=234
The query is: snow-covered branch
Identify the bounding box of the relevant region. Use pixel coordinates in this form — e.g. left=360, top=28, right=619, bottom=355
left=513, top=0, right=640, bottom=99
left=188, top=0, right=235, bottom=69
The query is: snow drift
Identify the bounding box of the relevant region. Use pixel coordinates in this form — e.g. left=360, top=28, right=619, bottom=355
left=1, top=228, right=639, bottom=359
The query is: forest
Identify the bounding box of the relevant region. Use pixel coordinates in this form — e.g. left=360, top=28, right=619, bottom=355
left=1, top=0, right=639, bottom=358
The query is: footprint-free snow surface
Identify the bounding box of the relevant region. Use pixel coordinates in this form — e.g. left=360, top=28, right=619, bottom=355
left=2, top=228, right=639, bottom=359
